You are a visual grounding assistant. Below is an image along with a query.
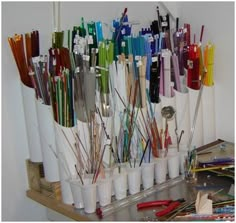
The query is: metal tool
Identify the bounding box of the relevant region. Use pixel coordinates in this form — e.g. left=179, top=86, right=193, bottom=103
left=165, top=200, right=195, bottom=221
left=161, top=106, right=184, bottom=152
left=156, top=199, right=185, bottom=217
left=137, top=198, right=185, bottom=217
left=161, top=106, right=176, bottom=151
left=161, top=106, right=176, bottom=124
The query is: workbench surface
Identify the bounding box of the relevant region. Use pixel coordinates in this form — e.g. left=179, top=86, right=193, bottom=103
left=27, top=171, right=234, bottom=221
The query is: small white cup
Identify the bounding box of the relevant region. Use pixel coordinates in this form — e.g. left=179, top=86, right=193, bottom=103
left=127, top=166, right=141, bottom=195
left=141, top=162, right=155, bottom=190
left=104, top=167, right=115, bottom=196
left=168, top=152, right=180, bottom=179
left=84, top=173, right=100, bottom=202
left=97, top=177, right=112, bottom=206
left=154, top=157, right=167, bottom=184
left=80, top=179, right=97, bottom=213
left=113, top=163, right=128, bottom=188
left=168, top=144, right=189, bottom=174
left=113, top=170, right=127, bottom=200
left=69, top=178, right=84, bottom=209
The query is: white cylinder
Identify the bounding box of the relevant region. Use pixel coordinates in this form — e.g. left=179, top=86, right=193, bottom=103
left=114, top=110, right=122, bottom=139
left=81, top=180, right=97, bottom=214
left=115, top=61, right=128, bottom=111
left=96, top=114, right=114, bottom=167
left=54, top=121, right=78, bottom=205
left=188, top=87, right=203, bottom=148
left=151, top=100, right=162, bottom=133
left=97, top=177, right=112, bottom=206
left=113, top=170, right=127, bottom=200
left=135, top=106, right=148, bottom=141
left=167, top=152, right=180, bottom=179
left=77, top=119, right=90, bottom=171
left=36, top=99, right=60, bottom=182
left=141, top=162, right=154, bottom=189
left=154, top=157, right=167, bottom=184
left=21, top=82, right=43, bottom=162
left=174, top=89, right=190, bottom=145
left=202, top=85, right=216, bottom=144
left=126, top=166, right=141, bottom=195
left=69, top=177, right=84, bottom=209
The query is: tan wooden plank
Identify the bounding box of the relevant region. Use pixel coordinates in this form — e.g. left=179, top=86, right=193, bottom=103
left=26, top=190, right=91, bottom=221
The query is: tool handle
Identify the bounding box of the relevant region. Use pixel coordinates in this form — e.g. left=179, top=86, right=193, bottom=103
left=137, top=200, right=171, bottom=210
left=155, top=201, right=180, bottom=217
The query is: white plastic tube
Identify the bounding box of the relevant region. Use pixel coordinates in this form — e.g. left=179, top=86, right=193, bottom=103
left=21, top=82, right=43, bottom=162
left=54, top=121, right=77, bottom=204
left=202, top=85, right=216, bottom=144
left=96, top=113, right=114, bottom=167
left=77, top=119, right=90, bottom=167
left=174, top=89, right=190, bottom=145
left=187, top=87, right=203, bottom=149
left=36, top=99, right=59, bottom=182
left=151, top=100, right=162, bottom=133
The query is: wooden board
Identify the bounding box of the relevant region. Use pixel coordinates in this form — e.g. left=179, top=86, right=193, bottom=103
left=39, top=178, right=62, bottom=201
left=26, top=190, right=91, bottom=221
left=26, top=159, right=44, bottom=192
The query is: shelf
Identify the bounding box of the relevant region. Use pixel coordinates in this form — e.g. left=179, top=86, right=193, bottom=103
left=26, top=140, right=234, bottom=221
left=26, top=169, right=234, bottom=221
left=26, top=190, right=91, bottom=221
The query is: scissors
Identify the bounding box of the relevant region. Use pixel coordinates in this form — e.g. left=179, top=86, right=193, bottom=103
left=137, top=198, right=185, bottom=217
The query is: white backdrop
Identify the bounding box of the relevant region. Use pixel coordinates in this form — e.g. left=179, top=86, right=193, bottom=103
left=177, top=1, right=234, bottom=145
left=2, top=1, right=234, bottom=220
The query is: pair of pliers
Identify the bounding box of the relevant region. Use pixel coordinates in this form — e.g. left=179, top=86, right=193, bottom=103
left=137, top=198, right=185, bottom=217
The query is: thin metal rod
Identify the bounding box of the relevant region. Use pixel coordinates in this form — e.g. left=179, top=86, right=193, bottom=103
left=187, top=69, right=207, bottom=150
left=74, top=164, right=84, bottom=185
left=114, top=87, right=146, bottom=140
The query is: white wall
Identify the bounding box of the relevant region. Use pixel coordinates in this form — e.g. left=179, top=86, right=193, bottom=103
left=2, top=2, right=51, bottom=221
left=2, top=1, right=234, bottom=221
left=59, top=1, right=175, bottom=36
left=176, top=2, right=234, bottom=143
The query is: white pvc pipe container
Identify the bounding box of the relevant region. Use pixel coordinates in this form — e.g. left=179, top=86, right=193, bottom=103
left=151, top=100, right=162, bottom=132
left=174, top=89, right=190, bottom=145
left=36, top=99, right=60, bottom=182
left=202, top=85, right=216, bottom=144
left=77, top=119, right=90, bottom=169
left=54, top=121, right=78, bottom=205
left=188, top=87, right=203, bottom=149
left=21, top=82, right=43, bottom=162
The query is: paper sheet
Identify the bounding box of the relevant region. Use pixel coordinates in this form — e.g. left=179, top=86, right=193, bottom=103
left=195, top=191, right=213, bottom=214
